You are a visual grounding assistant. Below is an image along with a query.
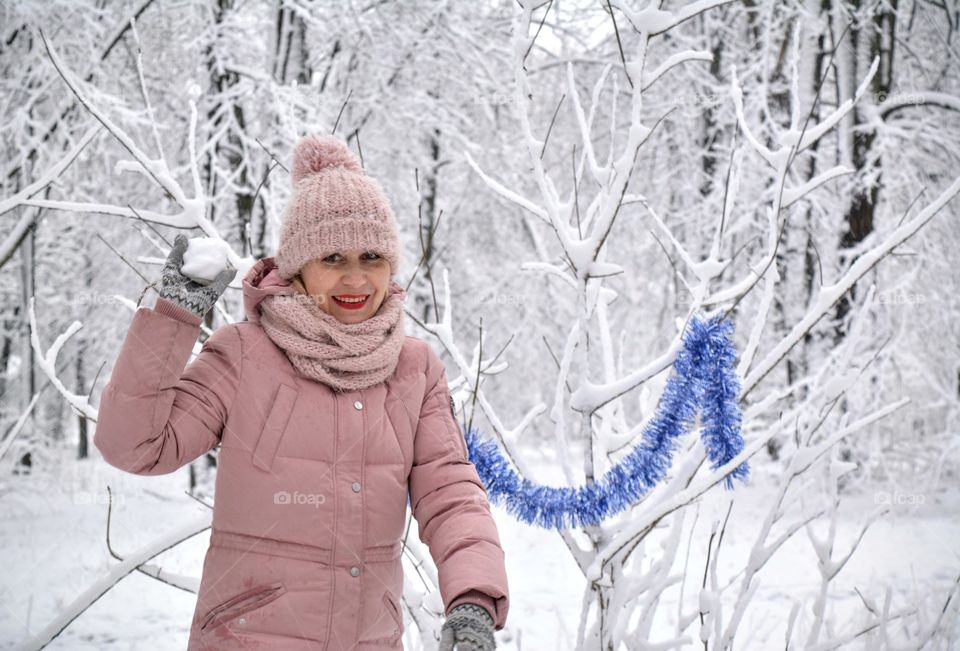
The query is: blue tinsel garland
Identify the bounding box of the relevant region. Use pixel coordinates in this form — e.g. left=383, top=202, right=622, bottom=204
left=464, top=313, right=750, bottom=530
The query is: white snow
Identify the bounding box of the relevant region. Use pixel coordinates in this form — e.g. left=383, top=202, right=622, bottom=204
left=180, top=238, right=233, bottom=285
left=3, top=454, right=958, bottom=649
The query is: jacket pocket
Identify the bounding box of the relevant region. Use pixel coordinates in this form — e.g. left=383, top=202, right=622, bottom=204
left=358, top=589, right=403, bottom=642
left=199, top=581, right=287, bottom=633
left=384, top=590, right=402, bottom=629
left=252, top=383, right=299, bottom=472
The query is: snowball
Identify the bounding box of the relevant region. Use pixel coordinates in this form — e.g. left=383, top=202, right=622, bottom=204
left=181, top=237, right=232, bottom=285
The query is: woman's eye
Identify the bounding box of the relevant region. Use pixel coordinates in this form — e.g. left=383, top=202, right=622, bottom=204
left=324, top=254, right=342, bottom=263
left=363, top=252, right=381, bottom=260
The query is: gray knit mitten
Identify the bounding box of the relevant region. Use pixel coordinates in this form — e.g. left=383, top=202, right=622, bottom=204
left=158, top=234, right=236, bottom=319
left=438, top=604, right=495, bottom=651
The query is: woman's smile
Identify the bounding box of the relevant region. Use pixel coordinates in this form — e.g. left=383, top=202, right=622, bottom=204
left=331, top=293, right=370, bottom=310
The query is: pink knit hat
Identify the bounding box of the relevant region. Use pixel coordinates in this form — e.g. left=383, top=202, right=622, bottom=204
left=275, top=135, right=401, bottom=280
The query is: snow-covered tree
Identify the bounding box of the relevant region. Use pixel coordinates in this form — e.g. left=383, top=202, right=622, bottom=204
left=2, top=1, right=958, bottom=649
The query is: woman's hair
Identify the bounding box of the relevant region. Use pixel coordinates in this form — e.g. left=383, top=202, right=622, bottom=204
left=290, top=274, right=307, bottom=295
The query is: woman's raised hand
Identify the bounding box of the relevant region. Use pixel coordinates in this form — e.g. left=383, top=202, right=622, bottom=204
left=158, top=234, right=237, bottom=320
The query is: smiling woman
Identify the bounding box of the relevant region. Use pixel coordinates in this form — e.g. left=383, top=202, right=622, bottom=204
left=94, top=134, right=508, bottom=651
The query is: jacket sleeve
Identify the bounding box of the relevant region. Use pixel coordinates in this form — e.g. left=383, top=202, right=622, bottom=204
left=94, top=297, right=241, bottom=476
left=408, top=344, right=509, bottom=630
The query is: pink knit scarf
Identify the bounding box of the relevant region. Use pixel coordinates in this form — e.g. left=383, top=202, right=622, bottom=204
left=258, top=279, right=407, bottom=392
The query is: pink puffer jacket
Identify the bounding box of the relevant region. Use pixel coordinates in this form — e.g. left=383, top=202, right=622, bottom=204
left=94, top=257, right=509, bottom=650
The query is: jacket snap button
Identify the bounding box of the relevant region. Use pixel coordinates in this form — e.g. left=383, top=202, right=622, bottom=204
left=350, top=566, right=360, bottom=577
left=352, top=482, right=361, bottom=493
left=238, top=617, right=246, bottom=625
left=353, top=400, right=363, bottom=410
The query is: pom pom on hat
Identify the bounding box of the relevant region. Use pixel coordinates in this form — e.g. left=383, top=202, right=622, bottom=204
left=291, top=134, right=362, bottom=183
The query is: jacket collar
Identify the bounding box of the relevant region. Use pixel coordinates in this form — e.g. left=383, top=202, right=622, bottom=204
left=242, top=257, right=295, bottom=323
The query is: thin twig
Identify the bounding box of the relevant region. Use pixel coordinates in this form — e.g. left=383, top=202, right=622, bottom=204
left=466, top=317, right=484, bottom=436
left=254, top=138, right=289, bottom=173
left=355, top=128, right=364, bottom=169
left=571, top=145, right=583, bottom=238
left=128, top=205, right=172, bottom=247
left=183, top=490, right=214, bottom=510
left=128, top=16, right=165, bottom=162
left=85, top=360, right=107, bottom=405
left=250, top=160, right=279, bottom=219
left=522, top=0, right=555, bottom=67
left=97, top=234, right=152, bottom=285
left=605, top=0, right=634, bottom=88
left=540, top=93, right=565, bottom=159
left=332, top=88, right=353, bottom=135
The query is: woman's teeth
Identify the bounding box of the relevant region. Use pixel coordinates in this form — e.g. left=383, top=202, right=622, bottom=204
left=333, top=295, right=370, bottom=309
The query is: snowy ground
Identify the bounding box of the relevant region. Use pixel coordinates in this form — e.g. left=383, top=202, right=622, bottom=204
left=2, top=450, right=958, bottom=650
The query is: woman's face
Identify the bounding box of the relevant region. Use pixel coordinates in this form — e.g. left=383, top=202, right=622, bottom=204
left=298, top=249, right=391, bottom=324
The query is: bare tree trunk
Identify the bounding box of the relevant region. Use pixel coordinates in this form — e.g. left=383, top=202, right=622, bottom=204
left=16, top=217, right=36, bottom=473
left=834, top=0, right=897, bottom=338
left=76, top=250, right=93, bottom=460
left=274, top=4, right=311, bottom=86
left=767, top=0, right=835, bottom=460
left=697, top=8, right=726, bottom=198
left=418, top=128, right=443, bottom=325
left=259, top=1, right=315, bottom=262
left=76, top=345, right=88, bottom=460
left=767, top=13, right=797, bottom=460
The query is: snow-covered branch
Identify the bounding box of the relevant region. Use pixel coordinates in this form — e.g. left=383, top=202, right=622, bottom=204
left=36, top=29, right=249, bottom=274
left=742, top=174, right=960, bottom=394
left=0, top=124, right=101, bottom=219
left=17, top=514, right=211, bottom=651
left=28, top=297, right=98, bottom=423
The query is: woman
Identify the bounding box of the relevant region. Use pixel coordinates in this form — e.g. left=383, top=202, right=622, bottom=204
left=94, top=135, right=509, bottom=650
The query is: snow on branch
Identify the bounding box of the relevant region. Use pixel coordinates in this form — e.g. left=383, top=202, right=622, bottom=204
left=0, top=124, right=102, bottom=219
left=792, top=57, right=879, bottom=154
left=741, top=174, right=960, bottom=394
left=18, top=514, right=211, bottom=651
left=617, top=0, right=737, bottom=37
left=28, top=297, right=98, bottom=423
left=40, top=30, right=195, bottom=210
left=732, top=56, right=879, bottom=168
left=461, top=149, right=550, bottom=223
left=641, top=50, right=713, bottom=91
left=34, top=30, right=248, bottom=272
left=781, top=164, right=853, bottom=207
